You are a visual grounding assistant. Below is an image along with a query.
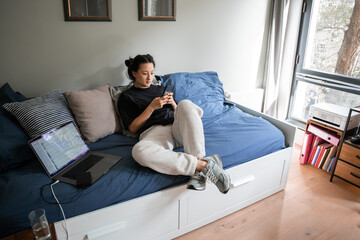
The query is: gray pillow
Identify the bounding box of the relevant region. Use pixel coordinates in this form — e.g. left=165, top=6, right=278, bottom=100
left=2, top=90, right=77, bottom=139
left=110, top=85, right=137, bottom=137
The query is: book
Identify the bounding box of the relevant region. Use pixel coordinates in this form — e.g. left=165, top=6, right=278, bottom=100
left=311, top=147, right=321, bottom=165
left=319, top=148, right=330, bottom=169
left=308, top=147, right=316, bottom=165
left=322, top=146, right=334, bottom=170
left=329, top=157, right=336, bottom=172
left=307, top=136, right=325, bottom=164
left=322, top=146, right=337, bottom=170
left=315, top=143, right=332, bottom=168
left=299, top=133, right=314, bottom=164
left=314, top=146, right=325, bottom=166
left=326, top=156, right=335, bottom=172
left=315, top=147, right=325, bottom=167
left=325, top=157, right=331, bottom=172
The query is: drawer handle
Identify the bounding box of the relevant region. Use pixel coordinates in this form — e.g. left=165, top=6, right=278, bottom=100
left=85, top=221, right=126, bottom=239
left=350, top=172, right=360, bottom=179
left=356, top=155, right=360, bottom=159
left=230, top=175, right=255, bottom=188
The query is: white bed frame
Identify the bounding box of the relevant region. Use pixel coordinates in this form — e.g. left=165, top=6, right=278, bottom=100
left=54, top=104, right=296, bottom=240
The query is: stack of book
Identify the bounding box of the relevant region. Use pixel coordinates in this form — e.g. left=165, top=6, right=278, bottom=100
left=299, top=125, right=340, bottom=172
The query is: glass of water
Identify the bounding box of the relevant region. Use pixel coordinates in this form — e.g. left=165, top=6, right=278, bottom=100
left=28, top=209, right=51, bottom=240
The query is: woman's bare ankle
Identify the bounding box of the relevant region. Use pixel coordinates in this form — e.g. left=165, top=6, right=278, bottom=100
left=195, top=158, right=207, bottom=171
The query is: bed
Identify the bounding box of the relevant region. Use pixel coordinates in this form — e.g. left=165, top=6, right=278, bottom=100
left=0, top=72, right=296, bottom=239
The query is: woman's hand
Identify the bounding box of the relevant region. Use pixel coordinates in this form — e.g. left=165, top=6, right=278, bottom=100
left=164, top=93, right=177, bottom=110
left=129, top=94, right=177, bottom=134
left=149, top=97, right=167, bottom=110
left=149, top=93, right=177, bottom=112
left=129, top=98, right=164, bottom=134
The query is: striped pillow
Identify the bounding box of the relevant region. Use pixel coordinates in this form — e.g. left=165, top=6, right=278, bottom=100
left=2, top=90, right=76, bottom=139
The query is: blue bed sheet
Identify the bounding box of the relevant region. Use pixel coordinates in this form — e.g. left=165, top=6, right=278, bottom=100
left=0, top=72, right=285, bottom=237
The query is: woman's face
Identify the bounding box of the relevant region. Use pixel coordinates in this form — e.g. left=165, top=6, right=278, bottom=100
left=132, top=63, right=154, bottom=89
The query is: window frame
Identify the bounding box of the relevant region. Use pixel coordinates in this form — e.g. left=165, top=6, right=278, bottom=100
left=287, top=0, right=360, bottom=125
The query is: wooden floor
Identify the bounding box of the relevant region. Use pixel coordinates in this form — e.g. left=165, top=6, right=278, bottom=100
left=175, top=145, right=360, bottom=240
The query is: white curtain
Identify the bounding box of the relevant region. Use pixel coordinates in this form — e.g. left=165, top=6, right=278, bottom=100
left=263, top=0, right=303, bottom=119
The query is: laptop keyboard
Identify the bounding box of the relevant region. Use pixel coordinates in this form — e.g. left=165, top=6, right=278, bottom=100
left=62, top=154, right=104, bottom=180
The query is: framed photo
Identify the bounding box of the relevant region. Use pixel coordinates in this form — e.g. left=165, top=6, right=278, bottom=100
left=138, top=0, right=176, bottom=21
left=63, top=0, right=112, bottom=21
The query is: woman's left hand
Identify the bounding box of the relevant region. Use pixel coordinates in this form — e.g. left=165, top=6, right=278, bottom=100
left=164, top=92, right=177, bottom=110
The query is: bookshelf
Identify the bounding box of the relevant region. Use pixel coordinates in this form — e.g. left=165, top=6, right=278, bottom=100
left=330, top=107, right=360, bottom=188
left=300, top=120, right=344, bottom=174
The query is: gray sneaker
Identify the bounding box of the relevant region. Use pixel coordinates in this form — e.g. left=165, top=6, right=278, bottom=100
left=187, top=154, right=224, bottom=191
left=187, top=172, right=206, bottom=190
left=201, top=154, right=231, bottom=194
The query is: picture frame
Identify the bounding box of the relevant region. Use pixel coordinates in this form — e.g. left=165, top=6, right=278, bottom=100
left=63, top=0, right=112, bottom=21
left=138, top=0, right=176, bottom=21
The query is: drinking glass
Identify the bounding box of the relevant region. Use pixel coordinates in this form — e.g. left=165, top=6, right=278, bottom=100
left=28, top=209, right=51, bottom=240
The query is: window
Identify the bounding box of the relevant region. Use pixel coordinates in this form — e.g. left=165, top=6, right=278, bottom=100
left=288, top=0, right=360, bottom=124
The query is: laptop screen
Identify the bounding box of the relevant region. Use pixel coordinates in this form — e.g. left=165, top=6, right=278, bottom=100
left=30, top=122, right=89, bottom=176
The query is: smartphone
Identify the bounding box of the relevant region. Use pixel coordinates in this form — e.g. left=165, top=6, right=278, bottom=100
left=162, top=85, right=175, bottom=96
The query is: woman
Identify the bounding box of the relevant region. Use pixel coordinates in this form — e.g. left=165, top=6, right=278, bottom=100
left=117, top=54, right=230, bottom=194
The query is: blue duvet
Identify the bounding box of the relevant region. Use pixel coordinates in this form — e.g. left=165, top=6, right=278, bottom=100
left=0, top=72, right=285, bottom=237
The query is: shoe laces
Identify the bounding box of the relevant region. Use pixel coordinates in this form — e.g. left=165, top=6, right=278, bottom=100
left=205, top=169, right=218, bottom=184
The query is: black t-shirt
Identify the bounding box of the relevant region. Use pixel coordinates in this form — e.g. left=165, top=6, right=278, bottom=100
left=117, top=85, right=175, bottom=134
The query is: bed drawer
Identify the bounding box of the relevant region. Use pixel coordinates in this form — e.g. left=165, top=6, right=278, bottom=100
left=338, top=144, right=360, bottom=168
left=186, top=156, right=285, bottom=225
left=56, top=189, right=180, bottom=240
left=335, top=161, right=360, bottom=187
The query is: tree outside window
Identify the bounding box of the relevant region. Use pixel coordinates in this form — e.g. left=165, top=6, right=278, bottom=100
left=290, top=0, right=360, bottom=122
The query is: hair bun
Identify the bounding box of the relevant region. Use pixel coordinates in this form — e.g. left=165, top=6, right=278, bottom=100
left=125, top=58, right=134, bottom=67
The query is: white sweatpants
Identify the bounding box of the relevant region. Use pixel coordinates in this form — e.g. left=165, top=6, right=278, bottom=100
left=132, top=100, right=205, bottom=176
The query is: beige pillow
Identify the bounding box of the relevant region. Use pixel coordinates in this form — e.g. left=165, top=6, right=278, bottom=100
left=65, top=85, right=120, bottom=143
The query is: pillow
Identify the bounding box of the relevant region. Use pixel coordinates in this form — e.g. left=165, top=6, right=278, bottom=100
left=0, top=82, right=27, bottom=103
left=65, top=85, right=120, bottom=143
left=110, top=85, right=132, bottom=121
left=2, top=89, right=77, bottom=140
left=110, top=85, right=129, bottom=131
left=160, top=71, right=226, bottom=118
left=0, top=83, right=34, bottom=172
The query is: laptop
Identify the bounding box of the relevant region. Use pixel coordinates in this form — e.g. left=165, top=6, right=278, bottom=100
left=29, top=121, right=121, bottom=187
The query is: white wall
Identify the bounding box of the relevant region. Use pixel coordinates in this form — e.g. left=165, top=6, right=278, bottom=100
left=0, top=0, right=271, bottom=97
